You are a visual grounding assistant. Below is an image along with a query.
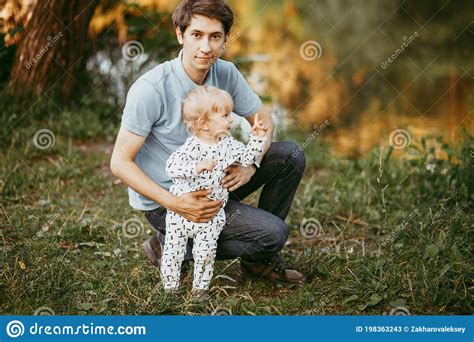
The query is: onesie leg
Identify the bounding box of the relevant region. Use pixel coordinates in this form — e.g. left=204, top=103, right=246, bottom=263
left=160, top=213, right=188, bottom=291
left=191, top=212, right=225, bottom=290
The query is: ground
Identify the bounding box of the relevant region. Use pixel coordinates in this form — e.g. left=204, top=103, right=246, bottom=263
left=0, top=113, right=472, bottom=315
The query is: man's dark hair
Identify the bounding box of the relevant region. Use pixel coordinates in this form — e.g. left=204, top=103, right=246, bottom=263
left=172, top=0, right=234, bottom=35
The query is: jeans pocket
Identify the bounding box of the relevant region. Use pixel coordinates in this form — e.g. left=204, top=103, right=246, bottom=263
left=144, top=207, right=166, bottom=219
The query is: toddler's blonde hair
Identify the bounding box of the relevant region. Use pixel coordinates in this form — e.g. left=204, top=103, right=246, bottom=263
left=181, top=85, right=233, bottom=134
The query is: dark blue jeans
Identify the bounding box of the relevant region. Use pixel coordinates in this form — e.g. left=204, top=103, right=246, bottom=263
left=143, top=141, right=306, bottom=262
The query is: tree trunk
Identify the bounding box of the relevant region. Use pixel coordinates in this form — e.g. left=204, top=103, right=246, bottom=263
left=8, top=0, right=99, bottom=101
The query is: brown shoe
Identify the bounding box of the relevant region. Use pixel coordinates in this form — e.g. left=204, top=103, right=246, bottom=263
left=144, top=235, right=191, bottom=280
left=240, top=255, right=306, bottom=284
left=144, top=235, right=162, bottom=269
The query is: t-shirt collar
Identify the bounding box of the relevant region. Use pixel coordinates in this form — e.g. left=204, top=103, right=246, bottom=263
left=172, top=49, right=212, bottom=92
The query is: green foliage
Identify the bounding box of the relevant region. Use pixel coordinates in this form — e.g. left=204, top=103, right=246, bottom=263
left=0, top=106, right=472, bottom=315
left=0, top=93, right=119, bottom=150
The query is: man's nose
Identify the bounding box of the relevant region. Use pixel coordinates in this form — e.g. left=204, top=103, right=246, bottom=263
left=200, top=38, right=211, bottom=54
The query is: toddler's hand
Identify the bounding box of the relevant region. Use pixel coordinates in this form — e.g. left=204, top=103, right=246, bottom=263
left=197, top=159, right=217, bottom=173
left=251, top=113, right=268, bottom=138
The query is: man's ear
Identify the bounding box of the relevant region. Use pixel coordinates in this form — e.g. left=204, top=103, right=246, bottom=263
left=176, top=27, right=184, bottom=45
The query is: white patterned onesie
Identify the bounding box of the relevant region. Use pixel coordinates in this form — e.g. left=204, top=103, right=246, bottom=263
left=162, top=134, right=266, bottom=290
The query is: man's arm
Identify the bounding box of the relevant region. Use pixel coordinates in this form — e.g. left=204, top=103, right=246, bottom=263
left=110, top=127, right=221, bottom=223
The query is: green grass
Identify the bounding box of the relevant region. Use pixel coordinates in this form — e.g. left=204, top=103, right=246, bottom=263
left=0, top=99, right=473, bottom=315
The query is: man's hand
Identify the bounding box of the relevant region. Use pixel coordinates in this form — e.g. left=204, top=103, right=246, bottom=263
left=221, top=164, right=256, bottom=192
left=170, top=189, right=222, bottom=223
left=197, top=159, right=217, bottom=173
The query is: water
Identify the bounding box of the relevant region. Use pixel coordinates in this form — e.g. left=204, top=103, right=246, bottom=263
left=225, top=0, right=474, bottom=156
left=88, top=0, right=473, bottom=156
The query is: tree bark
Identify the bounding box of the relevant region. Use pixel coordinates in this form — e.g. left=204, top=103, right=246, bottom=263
left=7, top=0, right=99, bottom=101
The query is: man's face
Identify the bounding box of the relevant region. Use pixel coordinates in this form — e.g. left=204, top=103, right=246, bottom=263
left=177, top=15, right=227, bottom=73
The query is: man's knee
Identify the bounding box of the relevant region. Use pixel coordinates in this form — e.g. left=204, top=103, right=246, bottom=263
left=262, top=218, right=289, bottom=253
left=281, top=141, right=306, bottom=173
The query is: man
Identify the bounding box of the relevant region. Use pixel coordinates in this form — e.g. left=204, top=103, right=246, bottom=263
left=110, top=0, right=306, bottom=284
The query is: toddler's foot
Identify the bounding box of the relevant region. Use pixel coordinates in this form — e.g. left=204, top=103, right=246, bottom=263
left=191, top=289, right=210, bottom=302
left=163, top=288, right=180, bottom=296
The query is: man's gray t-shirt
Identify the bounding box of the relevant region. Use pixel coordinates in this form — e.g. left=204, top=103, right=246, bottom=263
left=121, top=50, right=262, bottom=211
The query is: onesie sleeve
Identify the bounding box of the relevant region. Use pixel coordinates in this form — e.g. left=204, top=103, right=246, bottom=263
left=223, top=135, right=266, bottom=168
left=165, top=149, right=199, bottom=179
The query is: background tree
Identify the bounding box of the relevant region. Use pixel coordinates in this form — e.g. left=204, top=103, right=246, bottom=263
left=7, top=0, right=99, bottom=102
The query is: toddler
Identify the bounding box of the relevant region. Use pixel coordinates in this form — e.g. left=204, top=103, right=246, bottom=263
left=162, top=85, right=267, bottom=296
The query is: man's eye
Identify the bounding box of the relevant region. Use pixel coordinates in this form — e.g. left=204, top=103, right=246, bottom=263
left=192, top=33, right=200, bottom=38
left=212, top=35, right=221, bottom=40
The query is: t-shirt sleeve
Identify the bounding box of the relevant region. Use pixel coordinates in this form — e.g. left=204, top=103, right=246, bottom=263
left=121, top=80, right=163, bottom=137
left=228, top=63, right=262, bottom=118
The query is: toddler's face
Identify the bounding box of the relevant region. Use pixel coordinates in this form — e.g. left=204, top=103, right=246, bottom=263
left=207, top=110, right=233, bottom=138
